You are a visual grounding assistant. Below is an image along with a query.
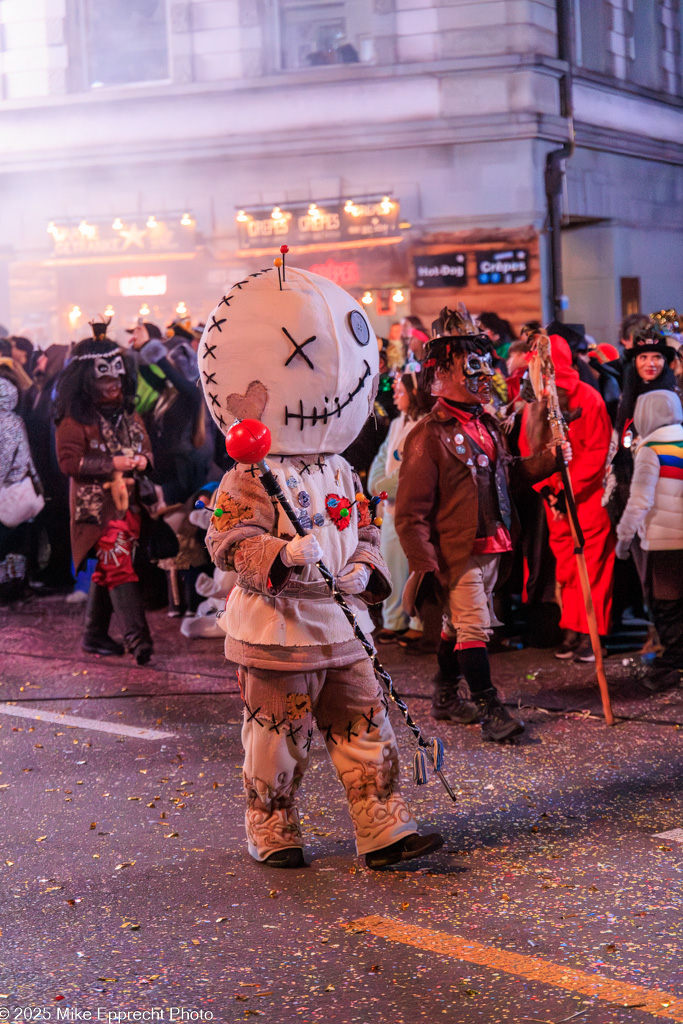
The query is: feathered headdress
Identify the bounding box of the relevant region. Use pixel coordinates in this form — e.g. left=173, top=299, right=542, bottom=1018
left=431, top=303, right=484, bottom=340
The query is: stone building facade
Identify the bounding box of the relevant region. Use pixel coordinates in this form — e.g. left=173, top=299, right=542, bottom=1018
left=0, top=0, right=680, bottom=346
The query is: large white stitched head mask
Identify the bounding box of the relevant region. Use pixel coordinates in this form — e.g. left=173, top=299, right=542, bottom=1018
left=198, top=266, right=379, bottom=456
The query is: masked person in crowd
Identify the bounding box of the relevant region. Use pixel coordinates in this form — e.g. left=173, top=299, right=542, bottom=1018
left=201, top=264, right=442, bottom=871
left=55, top=323, right=154, bottom=665
left=395, top=307, right=559, bottom=742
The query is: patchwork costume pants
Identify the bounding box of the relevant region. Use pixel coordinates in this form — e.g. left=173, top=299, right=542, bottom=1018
left=238, top=657, right=417, bottom=861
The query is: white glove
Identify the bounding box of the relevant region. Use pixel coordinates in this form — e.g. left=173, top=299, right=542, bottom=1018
left=615, top=539, right=631, bottom=561
left=280, top=534, right=323, bottom=567
left=561, top=440, right=573, bottom=464
left=337, top=562, right=371, bottom=595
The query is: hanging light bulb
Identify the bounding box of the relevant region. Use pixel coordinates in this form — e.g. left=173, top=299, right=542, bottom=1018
left=47, top=221, right=57, bottom=236
left=236, top=210, right=249, bottom=223
left=68, top=305, right=82, bottom=325
left=380, top=196, right=394, bottom=215
left=146, top=215, right=157, bottom=229
left=176, top=301, right=188, bottom=317
left=392, top=289, right=405, bottom=304
left=112, top=217, right=123, bottom=230
left=271, top=206, right=284, bottom=221
left=180, top=212, right=193, bottom=227
left=139, top=303, right=150, bottom=316
left=104, top=304, right=115, bottom=317
left=308, top=203, right=322, bottom=220
left=361, top=291, right=373, bottom=305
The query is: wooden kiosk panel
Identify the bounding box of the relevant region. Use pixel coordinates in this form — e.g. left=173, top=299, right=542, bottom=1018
left=410, top=228, right=543, bottom=336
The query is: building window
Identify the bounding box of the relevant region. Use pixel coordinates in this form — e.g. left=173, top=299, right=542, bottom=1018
left=69, top=0, right=169, bottom=90
left=576, top=0, right=682, bottom=98
left=278, top=0, right=373, bottom=70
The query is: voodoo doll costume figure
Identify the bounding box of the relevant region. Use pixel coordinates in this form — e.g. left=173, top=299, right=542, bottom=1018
left=395, top=307, right=557, bottom=742
left=55, top=325, right=154, bottom=665
left=200, top=265, right=442, bottom=869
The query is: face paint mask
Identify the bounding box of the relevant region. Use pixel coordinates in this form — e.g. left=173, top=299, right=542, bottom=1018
left=94, top=354, right=125, bottom=378
left=463, top=350, right=494, bottom=397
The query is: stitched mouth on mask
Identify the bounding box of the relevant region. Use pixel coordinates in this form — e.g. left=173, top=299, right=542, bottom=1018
left=285, top=360, right=371, bottom=430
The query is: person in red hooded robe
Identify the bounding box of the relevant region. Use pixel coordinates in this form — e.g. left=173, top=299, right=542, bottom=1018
left=519, top=334, right=615, bottom=661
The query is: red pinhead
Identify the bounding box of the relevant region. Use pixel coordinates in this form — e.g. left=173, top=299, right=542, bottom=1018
left=280, top=244, right=289, bottom=254
left=225, top=419, right=271, bottom=464
left=378, top=491, right=388, bottom=501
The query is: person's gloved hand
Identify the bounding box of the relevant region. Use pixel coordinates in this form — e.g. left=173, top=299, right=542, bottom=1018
left=560, top=439, right=573, bottom=463
left=280, top=534, right=323, bottom=567
left=337, top=562, right=371, bottom=595
left=615, top=539, right=631, bottom=561
left=138, top=339, right=168, bottom=366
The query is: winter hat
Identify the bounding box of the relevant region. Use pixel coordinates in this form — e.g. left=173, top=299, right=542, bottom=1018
left=592, top=343, right=619, bottom=364
left=125, top=322, right=162, bottom=341
left=546, top=321, right=587, bottom=354
left=626, top=329, right=676, bottom=362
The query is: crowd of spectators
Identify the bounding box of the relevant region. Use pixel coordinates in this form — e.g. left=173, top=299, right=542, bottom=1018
left=1, top=306, right=682, bottom=695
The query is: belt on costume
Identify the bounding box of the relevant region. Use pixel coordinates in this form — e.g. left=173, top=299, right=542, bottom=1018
left=237, top=580, right=335, bottom=601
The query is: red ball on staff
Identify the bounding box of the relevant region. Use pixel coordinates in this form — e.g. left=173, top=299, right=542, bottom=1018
left=225, top=419, right=271, bottom=464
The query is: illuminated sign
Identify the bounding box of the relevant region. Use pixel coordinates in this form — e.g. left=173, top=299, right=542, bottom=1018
left=47, top=218, right=196, bottom=259
left=117, top=275, right=168, bottom=297
left=237, top=199, right=399, bottom=250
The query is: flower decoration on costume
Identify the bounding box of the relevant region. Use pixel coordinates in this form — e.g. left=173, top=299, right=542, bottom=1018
left=325, top=493, right=353, bottom=531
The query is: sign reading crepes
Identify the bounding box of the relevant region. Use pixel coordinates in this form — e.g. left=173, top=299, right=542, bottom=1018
left=414, top=252, right=467, bottom=289
left=476, top=249, right=529, bottom=285
left=237, top=199, right=400, bottom=251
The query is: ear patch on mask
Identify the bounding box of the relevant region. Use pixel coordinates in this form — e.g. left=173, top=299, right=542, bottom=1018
left=348, top=310, right=370, bottom=346
left=224, top=380, right=268, bottom=421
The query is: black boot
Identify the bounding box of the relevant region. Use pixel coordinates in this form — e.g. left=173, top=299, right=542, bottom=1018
left=432, top=640, right=479, bottom=723
left=261, top=847, right=307, bottom=869
left=109, top=582, right=153, bottom=665
left=365, top=831, right=444, bottom=870
left=458, top=647, right=525, bottom=742
left=476, top=689, right=525, bottom=742
left=82, top=582, right=124, bottom=656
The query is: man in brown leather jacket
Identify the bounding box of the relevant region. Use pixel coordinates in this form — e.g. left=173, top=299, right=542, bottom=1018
left=395, top=307, right=558, bottom=742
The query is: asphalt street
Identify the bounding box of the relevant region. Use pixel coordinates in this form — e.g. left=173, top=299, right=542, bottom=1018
left=1, top=596, right=682, bottom=1024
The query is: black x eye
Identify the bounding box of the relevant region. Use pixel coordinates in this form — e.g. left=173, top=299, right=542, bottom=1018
left=348, top=310, right=370, bottom=346
left=282, top=327, right=316, bottom=369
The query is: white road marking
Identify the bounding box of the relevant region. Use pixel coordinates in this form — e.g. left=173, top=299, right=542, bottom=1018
left=0, top=704, right=176, bottom=740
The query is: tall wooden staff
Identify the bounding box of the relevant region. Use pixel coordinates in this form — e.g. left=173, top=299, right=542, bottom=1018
left=528, top=331, right=615, bottom=726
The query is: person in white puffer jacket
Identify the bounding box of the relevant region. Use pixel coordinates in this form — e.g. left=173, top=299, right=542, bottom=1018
left=616, top=389, right=683, bottom=691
